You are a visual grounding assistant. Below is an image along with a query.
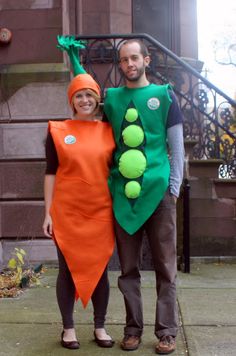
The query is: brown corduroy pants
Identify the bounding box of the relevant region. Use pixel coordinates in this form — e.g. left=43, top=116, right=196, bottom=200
left=115, top=189, right=178, bottom=339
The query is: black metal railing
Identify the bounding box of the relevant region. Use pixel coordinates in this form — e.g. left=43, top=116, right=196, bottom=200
left=75, top=33, right=236, bottom=178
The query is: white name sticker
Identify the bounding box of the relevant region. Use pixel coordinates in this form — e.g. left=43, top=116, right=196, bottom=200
left=64, top=135, right=76, bottom=144
left=147, top=97, right=160, bottom=110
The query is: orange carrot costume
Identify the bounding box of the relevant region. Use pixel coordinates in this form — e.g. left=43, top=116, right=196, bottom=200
left=49, top=119, right=115, bottom=307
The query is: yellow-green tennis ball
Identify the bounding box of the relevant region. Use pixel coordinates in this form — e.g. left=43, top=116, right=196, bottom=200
left=122, top=125, right=144, bottom=147
left=125, top=181, right=141, bottom=199
left=125, top=108, right=138, bottom=122
left=119, top=149, right=147, bottom=179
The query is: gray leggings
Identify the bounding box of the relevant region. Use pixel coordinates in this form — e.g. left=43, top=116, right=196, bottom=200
left=56, top=246, right=110, bottom=329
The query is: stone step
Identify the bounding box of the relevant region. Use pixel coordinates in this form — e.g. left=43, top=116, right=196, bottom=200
left=1, top=81, right=71, bottom=121
left=0, top=239, right=121, bottom=270
left=1, top=239, right=57, bottom=267
left=189, top=159, right=223, bottom=178
left=0, top=161, right=45, bottom=199
left=0, top=63, right=70, bottom=102
left=189, top=228, right=236, bottom=257
left=213, top=179, right=236, bottom=198
left=0, top=122, right=47, bottom=159
left=0, top=201, right=44, bottom=238
left=190, top=198, right=235, bottom=218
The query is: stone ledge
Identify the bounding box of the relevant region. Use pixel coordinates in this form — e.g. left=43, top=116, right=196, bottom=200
left=0, top=161, right=45, bottom=199
left=190, top=232, right=236, bottom=256
left=214, top=178, right=236, bottom=198
left=0, top=81, right=71, bottom=121
left=190, top=198, right=235, bottom=218
left=0, top=122, right=47, bottom=159
left=0, top=63, right=68, bottom=75
left=0, top=239, right=121, bottom=270
left=0, top=201, right=45, bottom=238
left=190, top=217, right=236, bottom=238
left=1, top=239, right=57, bottom=268
left=189, top=256, right=236, bottom=264
left=0, top=63, right=70, bottom=101
left=189, top=159, right=223, bottom=178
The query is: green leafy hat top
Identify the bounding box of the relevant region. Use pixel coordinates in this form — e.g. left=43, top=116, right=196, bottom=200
left=57, top=35, right=87, bottom=76
left=57, top=35, right=100, bottom=102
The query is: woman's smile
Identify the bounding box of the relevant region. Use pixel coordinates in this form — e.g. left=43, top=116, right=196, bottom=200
left=72, top=89, right=97, bottom=118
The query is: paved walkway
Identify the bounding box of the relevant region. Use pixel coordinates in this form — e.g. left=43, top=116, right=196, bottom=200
left=0, top=263, right=236, bottom=356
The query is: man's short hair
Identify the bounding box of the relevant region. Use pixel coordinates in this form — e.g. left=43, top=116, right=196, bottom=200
left=118, top=39, right=150, bottom=59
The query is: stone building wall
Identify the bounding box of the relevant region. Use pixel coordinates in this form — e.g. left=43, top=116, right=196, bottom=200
left=0, top=0, right=63, bottom=65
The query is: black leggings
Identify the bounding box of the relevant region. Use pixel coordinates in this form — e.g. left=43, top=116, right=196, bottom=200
left=56, top=247, right=110, bottom=329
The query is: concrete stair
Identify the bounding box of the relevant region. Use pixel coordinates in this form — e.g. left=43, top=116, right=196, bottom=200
left=0, top=63, right=70, bottom=104
left=185, top=142, right=236, bottom=259
left=0, top=81, right=71, bottom=269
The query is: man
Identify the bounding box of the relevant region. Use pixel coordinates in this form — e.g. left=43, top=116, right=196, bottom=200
left=103, top=39, right=184, bottom=354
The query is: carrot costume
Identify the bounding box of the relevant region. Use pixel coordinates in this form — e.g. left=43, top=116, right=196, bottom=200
left=46, top=36, right=115, bottom=308
left=49, top=119, right=115, bottom=307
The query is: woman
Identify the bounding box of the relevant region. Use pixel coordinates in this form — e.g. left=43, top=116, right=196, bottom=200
left=42, top=70, right=115, bottom=349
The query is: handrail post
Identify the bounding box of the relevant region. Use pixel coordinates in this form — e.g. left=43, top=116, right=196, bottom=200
left=183, top=177, right=190, bottom=273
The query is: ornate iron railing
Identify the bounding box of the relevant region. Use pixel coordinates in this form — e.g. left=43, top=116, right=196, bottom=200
left=76, top=33, right=236, bottom=178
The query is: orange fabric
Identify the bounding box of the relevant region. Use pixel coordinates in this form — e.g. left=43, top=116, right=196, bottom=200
left=48, top=119, right=115, bottom=307
left=67, top=74, right=100, bottom=103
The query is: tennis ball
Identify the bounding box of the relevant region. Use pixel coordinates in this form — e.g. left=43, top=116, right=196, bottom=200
left=125, top=181, right=141, bottom=199
left=125, top=108, right=138, bottom=122
left=122, top=125, right=144, bottom=147
left=119, top=149, right=147, bottom=179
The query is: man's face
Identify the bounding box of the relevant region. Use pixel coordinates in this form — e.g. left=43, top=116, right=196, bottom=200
left=119, top=42, right=150, bottom=82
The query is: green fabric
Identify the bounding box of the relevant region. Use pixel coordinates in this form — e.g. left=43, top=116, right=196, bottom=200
left=57, top=35, right=87, bottom=76
left=104, top=83, right=172, bottom=234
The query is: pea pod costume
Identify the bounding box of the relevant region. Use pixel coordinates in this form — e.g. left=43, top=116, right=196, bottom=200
left=104, top=84, right=172, bottom=234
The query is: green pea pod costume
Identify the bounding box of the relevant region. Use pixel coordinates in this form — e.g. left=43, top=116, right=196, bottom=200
left=104, top=84, right=172, bottom=234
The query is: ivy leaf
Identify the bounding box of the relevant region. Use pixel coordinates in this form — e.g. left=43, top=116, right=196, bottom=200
left=19, top=249, right=26, bottom=256
left=8, top=258, right=17, bottom=269
left=16, top=252, right=24, bottom=264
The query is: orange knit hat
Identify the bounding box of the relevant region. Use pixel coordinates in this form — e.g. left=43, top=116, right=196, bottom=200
left=68, top=73, right=101, bottom=104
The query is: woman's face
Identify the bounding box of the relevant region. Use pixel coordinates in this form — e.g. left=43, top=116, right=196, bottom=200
left=72, top=89, right=97, bottom=119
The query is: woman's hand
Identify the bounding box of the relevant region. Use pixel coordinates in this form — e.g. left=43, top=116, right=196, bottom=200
left=43, top=175, right=56, bottom=238
left=42, top=214, right=53, bottom=238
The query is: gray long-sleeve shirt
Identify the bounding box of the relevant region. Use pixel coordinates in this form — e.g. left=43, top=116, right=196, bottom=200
left=167, top=123, right=185, bottom=197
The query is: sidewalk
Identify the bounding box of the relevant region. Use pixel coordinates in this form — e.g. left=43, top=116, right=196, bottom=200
left=0, top=263, right=235, bottom=356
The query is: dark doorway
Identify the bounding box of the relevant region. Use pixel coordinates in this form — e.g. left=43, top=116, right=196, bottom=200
left=132, top=0, right=180, bottom=55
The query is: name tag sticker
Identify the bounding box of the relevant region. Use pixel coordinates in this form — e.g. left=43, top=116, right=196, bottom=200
left=64, top=135, right=76, bottom=144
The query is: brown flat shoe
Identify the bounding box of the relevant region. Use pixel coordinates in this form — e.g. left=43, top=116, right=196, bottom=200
left=61, top=331, right=80, bottom=350
left=156, top=335, right=176, bottom=354
left=121, top=335, right=141, bottom=351
left=94, top=331, right=115, bottom=348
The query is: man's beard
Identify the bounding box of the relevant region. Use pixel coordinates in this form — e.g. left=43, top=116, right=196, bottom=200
left=123, top=66, right=146, bottom=82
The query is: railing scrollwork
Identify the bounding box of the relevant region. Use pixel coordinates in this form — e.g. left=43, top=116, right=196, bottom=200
left=74, top=34, right=236, bottom=177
